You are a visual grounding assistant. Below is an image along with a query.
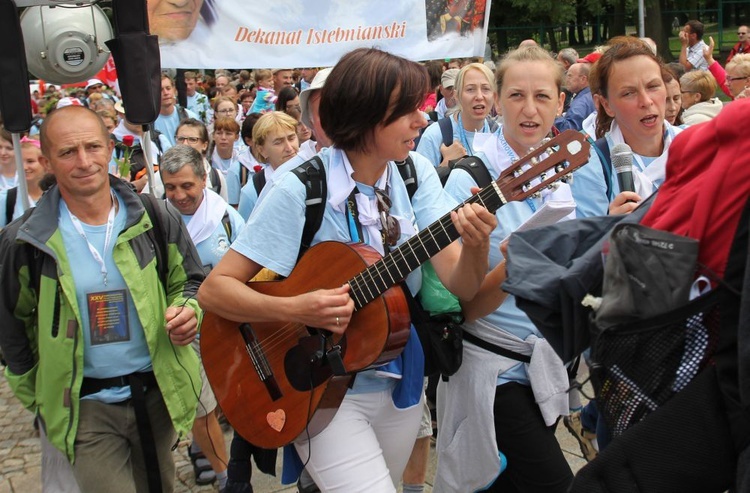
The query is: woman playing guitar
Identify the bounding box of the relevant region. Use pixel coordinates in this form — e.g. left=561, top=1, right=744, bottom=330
left=198, top=47, right=497, bottom=492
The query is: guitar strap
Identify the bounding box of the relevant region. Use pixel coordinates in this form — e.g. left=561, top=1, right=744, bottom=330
left=345, top=189, right=365, bottom=245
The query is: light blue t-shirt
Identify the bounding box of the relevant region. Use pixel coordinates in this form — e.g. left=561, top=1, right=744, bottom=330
left=0, top=173, right=18, bottom=192
left=182, top=205, right=245, bottom=271
left=237, top=172, right=262, bottom=221
left=154, top=106, right=198, bottom=147
left=231, top=148, right=458, bottom=393
left=415, top=115, right=479, bottom=167
left=59, top=192, right=152, bottom=403
left=444, top=153, right=555, bottom=386
left=212, top=155, right=243, bottom=206
left=186, top=92, right=211, bottom=124
left=570, top=131, right=675, bottom=218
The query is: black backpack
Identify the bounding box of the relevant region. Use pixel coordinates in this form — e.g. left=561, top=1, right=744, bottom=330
left=5, top=187, right=18, bottom=226
left=432, top=116, right=499, bottom=185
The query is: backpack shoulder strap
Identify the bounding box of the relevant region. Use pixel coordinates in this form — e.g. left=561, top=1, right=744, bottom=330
left=139, top=193, right=168, bottom=290
left=395, top=156, right=418, bottom=201
left=239, top=164, right=250, bottom=187
left=594, top=137, right=613, bottom=200
left=6, top=187, right=18, bottom=226
left=290, top=156, right=327, bottom=260
left=252, top=169, right=267, bottom=196
left=438, top=117, right=454, bottom=147
left=220, top=210, right=232, bottom=239
left=453, top=156, right=493, bottom=189
left=178, top=106, right=189, bottom=122
left=210, top=167, right=222, bottom=195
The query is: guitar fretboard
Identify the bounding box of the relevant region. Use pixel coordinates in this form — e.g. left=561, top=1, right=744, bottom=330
left=347, top=184, right=505, bottom=310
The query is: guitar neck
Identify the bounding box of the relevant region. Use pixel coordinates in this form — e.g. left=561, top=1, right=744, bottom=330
left=345, top=130, right=590, bottom=310
left=347, top=185, right=505, bottom=310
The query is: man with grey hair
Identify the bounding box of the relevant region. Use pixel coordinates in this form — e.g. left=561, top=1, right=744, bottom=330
left=436, top=68, right=460, bottom=119
left=557, top=48, right=579, bottom=71
left=555, top=63, right=595, bottom=132
left=160, top=144, right=244, bottom=492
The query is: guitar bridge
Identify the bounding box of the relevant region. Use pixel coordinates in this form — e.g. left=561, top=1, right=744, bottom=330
left=238, top=323, right=282, bottom=401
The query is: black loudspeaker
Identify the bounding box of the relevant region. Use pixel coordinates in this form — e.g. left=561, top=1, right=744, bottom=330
left=105, top=0, right=161, bottom=125
left=0, top=0, right=32, bottom=132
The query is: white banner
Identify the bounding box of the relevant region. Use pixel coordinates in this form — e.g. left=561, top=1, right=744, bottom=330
left=153, top=0, right=491, bottom=69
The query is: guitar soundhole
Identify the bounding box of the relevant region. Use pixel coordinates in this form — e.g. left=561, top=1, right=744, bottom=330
left=285, top=334, right=347, bottom=391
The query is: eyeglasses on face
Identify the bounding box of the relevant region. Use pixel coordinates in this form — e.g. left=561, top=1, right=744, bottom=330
left=176, top=136, right=201, bottom=144
left=217, top=108, right=236, bottom=114
left=726, top=76, right=749, bottom=82
left=374, top=188, right=401, bottom=247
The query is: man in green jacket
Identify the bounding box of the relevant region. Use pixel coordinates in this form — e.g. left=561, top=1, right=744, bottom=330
left=0, top=106, right=205, bottom=493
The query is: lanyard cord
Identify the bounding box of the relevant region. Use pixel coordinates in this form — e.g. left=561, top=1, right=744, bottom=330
left=66, top=190, right=117, bottom=286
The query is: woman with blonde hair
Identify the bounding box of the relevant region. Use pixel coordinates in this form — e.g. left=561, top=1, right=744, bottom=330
left=237, top=111, right=300, bottom=219
left=416, top=62, right=498, bottom=169
left=438, top=45, right=574, bottom=493
left=680, top=70, right=723, bottom=125
left=725, top=54, right=750, bottom=99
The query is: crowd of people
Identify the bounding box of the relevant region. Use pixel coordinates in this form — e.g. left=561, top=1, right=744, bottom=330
left=1, top=19, right=749, bottom=493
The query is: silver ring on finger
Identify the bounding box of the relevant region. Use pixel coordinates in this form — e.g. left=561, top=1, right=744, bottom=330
left=336, top=316, right=340, bottom=327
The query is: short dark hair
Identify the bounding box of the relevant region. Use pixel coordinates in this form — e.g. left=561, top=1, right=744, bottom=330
left=241, top=113, right=263, bottom=145
left=275, top=86, right=299, bottom=112
left=686, top=20, right=704, bottom=40
left=319, top=47, right=429, bottom=153
left=176, top=118, right=209, bottom=144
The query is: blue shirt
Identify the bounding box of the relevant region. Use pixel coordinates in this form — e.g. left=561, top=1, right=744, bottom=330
left=554, top=87, right=595, bottom=132
left=59, top=192, right=152, bottom=403
left=570, top=126, right=679, bottom=218
left=444, top=151, right=558, bottom=386
left=237, top=173, right=262, bottom=221
left=212, top=154, right=243, bottom=206
left=182, top=205, right=245, bottom=271
left=154, top=106, right=198, bottom=146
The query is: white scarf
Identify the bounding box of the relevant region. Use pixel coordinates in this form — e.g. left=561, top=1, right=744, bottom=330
left=326, top=148, right=415, bottom=256
left=607, top=120, right=681, bottom=197
left=237, top=147, right=260, bottom=171
left=211, top=147, right=239, bottom=174
left=327, top=148, right=388, bottom=256
left=185, top=189, right=228, bottom=245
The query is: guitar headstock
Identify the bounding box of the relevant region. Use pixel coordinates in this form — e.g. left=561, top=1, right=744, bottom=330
left=496, top=130, right=590, bottom=203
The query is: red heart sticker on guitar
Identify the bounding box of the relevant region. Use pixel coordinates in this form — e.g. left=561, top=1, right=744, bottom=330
left=266, top=409, right=286, bottom=432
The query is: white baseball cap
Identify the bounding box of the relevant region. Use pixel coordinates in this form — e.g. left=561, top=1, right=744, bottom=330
left=56, top=97, right=84, bottom=109
left=299, top=67, right=333, bottom=129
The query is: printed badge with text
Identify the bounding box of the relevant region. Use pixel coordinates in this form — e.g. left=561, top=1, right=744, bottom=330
left=87, top=290, right=130, bottom=345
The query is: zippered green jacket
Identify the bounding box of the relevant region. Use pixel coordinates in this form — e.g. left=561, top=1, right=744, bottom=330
left=0, top=177, right=204, bottom=462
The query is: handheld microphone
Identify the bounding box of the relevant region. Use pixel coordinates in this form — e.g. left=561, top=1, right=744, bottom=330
left=611, top=143, right=635, bottom=193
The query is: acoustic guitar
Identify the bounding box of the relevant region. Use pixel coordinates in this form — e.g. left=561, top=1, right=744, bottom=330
left=201, top=129, right=590, bottom=448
